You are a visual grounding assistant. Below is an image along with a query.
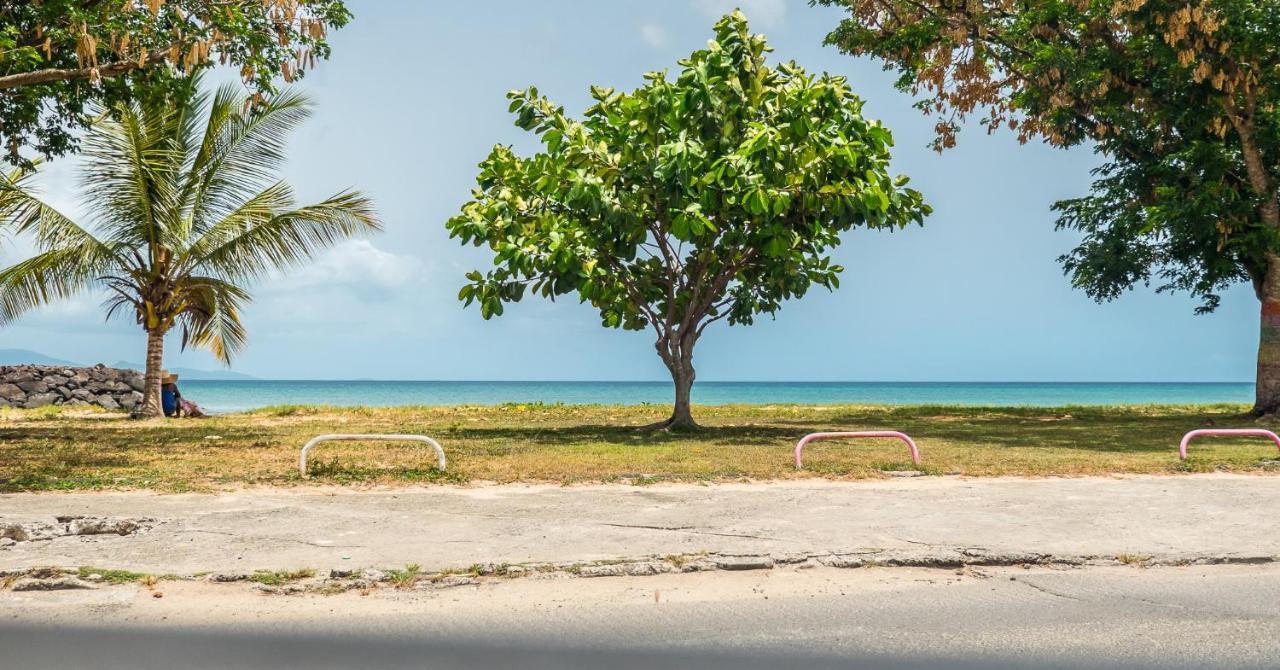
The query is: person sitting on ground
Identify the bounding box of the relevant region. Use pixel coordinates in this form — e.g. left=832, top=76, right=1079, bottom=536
left=160, top=372, right=208, bottom=418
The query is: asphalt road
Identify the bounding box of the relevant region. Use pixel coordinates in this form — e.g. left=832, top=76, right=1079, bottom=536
left=4, top=564, right=1278, bottom=669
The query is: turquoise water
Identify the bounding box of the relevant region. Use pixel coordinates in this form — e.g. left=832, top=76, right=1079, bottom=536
left=180, top=380, right=1255, bottom=414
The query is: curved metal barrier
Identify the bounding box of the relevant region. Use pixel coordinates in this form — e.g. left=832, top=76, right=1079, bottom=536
left=300, top=434, right=446, bottom=478
left=1178, top=428, right=1280, bottom=460
left=794, top=431, right=922, bottom=469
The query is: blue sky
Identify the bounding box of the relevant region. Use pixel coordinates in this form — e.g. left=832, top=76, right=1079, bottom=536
left=0, top=0, right=1259, bottom=382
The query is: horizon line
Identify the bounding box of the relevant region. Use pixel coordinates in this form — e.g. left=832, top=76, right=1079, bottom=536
left=182, top=378, right=1256, bottom=385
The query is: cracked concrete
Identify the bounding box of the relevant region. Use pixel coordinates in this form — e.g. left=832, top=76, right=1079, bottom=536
left=1, top=474, right=1278, bottom=575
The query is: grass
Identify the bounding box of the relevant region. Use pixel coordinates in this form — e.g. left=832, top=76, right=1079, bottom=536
left=248, top=568, right=315, bottom=586
left=1, top=403, right=1279, bottom=493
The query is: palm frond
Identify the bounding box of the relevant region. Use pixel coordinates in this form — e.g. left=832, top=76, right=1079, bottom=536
left=0, top=245, right=114, bottom=324
left=79, top=95, right=186, bottom=256
left=185, top=84, right=313, bottom=239
left=189, top=188, right=381, bottom=283
left=0, top=165, right=124, bottom=259
left=174, top=276, right=252, bottom=364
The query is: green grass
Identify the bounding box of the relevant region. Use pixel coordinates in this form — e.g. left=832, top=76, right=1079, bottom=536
left=77, top=566, right=151, bottom=584
left=248, top=568, right=315, bottom=586
left=1, top=403, right=1278, bottom=492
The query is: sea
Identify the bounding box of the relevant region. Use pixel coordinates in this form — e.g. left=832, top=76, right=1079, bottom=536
left=179, top=380, right=1255, bottom=414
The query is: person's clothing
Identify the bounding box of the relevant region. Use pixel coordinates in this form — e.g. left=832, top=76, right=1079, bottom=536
left=180, top=399, right=207, bottom=418
left=162, top=387, right=179, bottom=417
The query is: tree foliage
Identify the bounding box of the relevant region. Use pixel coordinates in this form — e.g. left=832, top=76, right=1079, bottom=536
left=818, top=0, right=1280, bottom=313
left=0, top=76, right=379, bottom=416
left=0, top=0, right=351, bottom=164
left=448, top=12, right=929, bottom=428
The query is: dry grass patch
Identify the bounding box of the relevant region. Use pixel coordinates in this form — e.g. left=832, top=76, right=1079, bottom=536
left=0, top=403, right=1277, bottom=492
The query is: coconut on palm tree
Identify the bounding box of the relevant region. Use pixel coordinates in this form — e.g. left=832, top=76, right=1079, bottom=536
left=0, top=78, right=380, bottom=417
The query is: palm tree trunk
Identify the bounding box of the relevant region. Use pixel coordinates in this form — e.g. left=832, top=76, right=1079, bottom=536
left=138, top=329, right=165, bottom=418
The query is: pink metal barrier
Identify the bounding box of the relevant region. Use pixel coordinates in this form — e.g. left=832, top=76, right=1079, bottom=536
left=794, top=431, right=922, bottom=469
left=1178, top=428, right=1280, bottom=460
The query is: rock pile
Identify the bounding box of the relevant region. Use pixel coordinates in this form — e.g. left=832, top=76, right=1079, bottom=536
left=0, top=364, right=145, bottom=411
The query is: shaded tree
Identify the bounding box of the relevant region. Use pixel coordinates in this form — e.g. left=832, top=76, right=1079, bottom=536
left=818, top=0, right=1280, bottom=414
left=448, top=12, right=929, bottom=429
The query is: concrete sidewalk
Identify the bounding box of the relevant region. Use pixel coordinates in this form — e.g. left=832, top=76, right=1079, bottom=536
left=2, top=474, right=1278, bottom=574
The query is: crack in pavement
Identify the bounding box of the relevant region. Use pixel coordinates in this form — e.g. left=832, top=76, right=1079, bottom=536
left=1012, top=577, right=1087, bottom=602
left=598, top=523, right=778, bottom=541
left=170, top=529, right=366, bottom=549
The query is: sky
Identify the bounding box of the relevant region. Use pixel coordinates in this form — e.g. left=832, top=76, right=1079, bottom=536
left=0, top=0, right=1261, bottom=382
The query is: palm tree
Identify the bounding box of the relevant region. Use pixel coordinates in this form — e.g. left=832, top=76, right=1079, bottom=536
left=0, top=79, right=380, bottom=417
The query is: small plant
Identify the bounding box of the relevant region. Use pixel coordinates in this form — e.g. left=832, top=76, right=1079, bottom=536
left=1116, top=553, right=1151, bottom=566
left=386, top=563, right=422, bottom=589
left=78, top=567, right=149, bottom=585
left=139, top=574, right=161, bottom=589
left=249, top=568, right=315, bottom=586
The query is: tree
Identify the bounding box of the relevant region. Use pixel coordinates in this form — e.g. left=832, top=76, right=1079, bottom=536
left=447, top=12, right=929, bottom=429
left=0, top=0, right=352, bottom=164
left=817, top=0, right=1280, bottom=414
left=0, top=77, right=380, bottom=417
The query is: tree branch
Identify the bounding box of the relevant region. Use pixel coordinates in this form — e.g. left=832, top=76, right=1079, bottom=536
left=0, top=50, right=168, bottom=90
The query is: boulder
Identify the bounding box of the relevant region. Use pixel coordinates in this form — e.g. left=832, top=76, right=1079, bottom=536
left=23, top=393, right=59, bottom=408
left=0, top=383, right=23, bottom=402
left=14, top=380, right=47, bottom=394
left=95, top=395, right=120, bottom=411
left=43, top=374, right=69, bottom=387
left=126, top=375, right=146, bottom=392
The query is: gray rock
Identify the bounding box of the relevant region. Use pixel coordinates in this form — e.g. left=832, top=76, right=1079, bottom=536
left=0, top=383, right=24, bottom=401
left=11, top=577, right=95, bottom=591
left=359, top=569, right=387, bottom=582
left=43, top=374, right=69, bottom=387
left=126, top=375, right=146, bottom=392
left=15, top=380, right=49, bottom=394
left=23, top=393, right=59, bottom=408
left=95, top=395, right=120, bottom=411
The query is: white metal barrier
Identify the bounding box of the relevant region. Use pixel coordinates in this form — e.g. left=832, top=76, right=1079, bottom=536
left=299, top=433, right=446, bottom=478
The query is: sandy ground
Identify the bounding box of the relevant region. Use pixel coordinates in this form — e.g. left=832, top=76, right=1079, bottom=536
left=3, top=474, right=1279, bottom=574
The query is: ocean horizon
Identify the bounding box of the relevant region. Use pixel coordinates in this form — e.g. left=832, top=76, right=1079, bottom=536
left=180, top=380, right=1256, bottom=414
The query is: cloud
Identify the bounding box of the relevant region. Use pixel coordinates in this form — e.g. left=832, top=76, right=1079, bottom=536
left=262, top=239, right=424, bottom=297
left=693, top=0, right=788, bottom=30
left=639, top=21, right=670, bottom=49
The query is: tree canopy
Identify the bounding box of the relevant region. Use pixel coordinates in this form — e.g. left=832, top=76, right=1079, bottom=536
left=0, top=0, right=351, bottom=164
left=448, top=11, right=929, bottom=428
left=0, top=76, right=379, bottom=416
left=818, top=0, right=1280, bottom=411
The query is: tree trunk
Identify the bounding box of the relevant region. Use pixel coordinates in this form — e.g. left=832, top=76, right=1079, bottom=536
left=667, top=359, right=698, bottom=430
left=644, top=335, right=701, bottom=431
left=137, top=329, right=165, bottom=419
left=1255, top=254, right=1280, bottom=416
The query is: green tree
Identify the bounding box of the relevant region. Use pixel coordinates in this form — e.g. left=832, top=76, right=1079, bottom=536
left=818, top=0, right=1280, bottom=414
left=0, top=77, right=380, bottom=417
left=447, top=12, right=929, bottom=429
left=0, top=0, right=352, bottom=164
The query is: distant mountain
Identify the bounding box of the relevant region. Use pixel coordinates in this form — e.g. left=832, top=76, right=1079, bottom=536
left=0, top=349, right=82, bottom=367
left=111, top=361, right=258, bottom=381
left=0, top=348, right=257, bottom=379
